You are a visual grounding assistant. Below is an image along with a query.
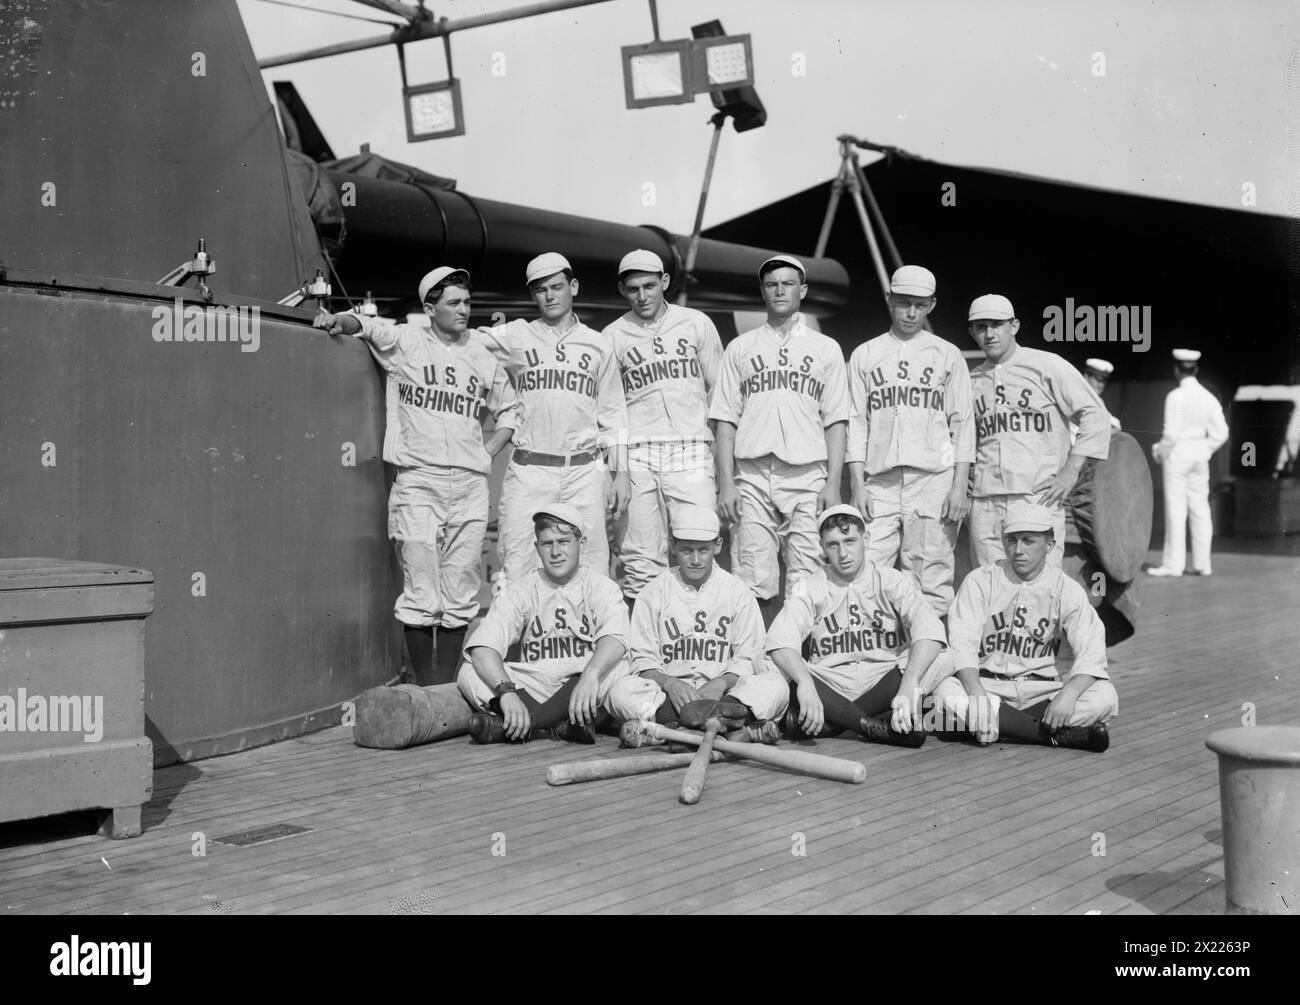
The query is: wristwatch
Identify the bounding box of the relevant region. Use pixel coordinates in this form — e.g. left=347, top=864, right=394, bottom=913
left=491, top=680, right=520, bottom=699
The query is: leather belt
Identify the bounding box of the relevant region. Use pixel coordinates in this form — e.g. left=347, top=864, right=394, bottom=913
left=511, top=448, right=599, bottom=467
left=979, top=669, right=1054, bottom=682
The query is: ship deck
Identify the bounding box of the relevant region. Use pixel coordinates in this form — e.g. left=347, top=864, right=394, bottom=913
left=3, top=545, right=1297, bottom=915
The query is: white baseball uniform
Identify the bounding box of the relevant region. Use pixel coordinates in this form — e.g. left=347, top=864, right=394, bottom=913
left=1155, top=376, right=1229, bottom=573
left=933, top=560, right=1118, bottom=730
left=969, top=346, right=1111, bottom=567
left=359, top=316, right=519, bottom=629
left=766, top=563, right=953, bottom=700
left=604, top=305, right=722, bottom=598
left=458, top=566, right=630, bottom=709
left=709, top=314, right=851, bottom=599
left=477, top=317, right=628, bottom=587
left=847, top=329, right=974, bottom=615
left=606, top=566, right=788, bottom=722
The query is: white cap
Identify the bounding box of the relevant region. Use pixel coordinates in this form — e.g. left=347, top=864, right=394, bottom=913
left=533, top=503, right=585, bottom=537
left=817, top=503, right=867, bottom=533
left=418, top=266, right=470, bottom=304
left=1173, top=348, right=1202, bottom=362
left=1085, top=358, right=1114, bottom=375
left=968, top=294, right=1016, bottom=321
left=669, top=505, right=720, bottom=542
left=759, top=254, right=806, bottom=280
left=526, top=252, right=572, bottom=285
left=889, top=265, right=936, bottom=297
left=1002, top=502, right=1056, bottom=535
left=618, top=249, right=665, bottom=277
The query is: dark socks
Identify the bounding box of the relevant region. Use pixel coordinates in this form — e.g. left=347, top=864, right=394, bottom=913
left=812, top=678, right=873, bottom=734
left=404, top=626, right=435, bottom=685
left=526, top=677, right=578, bottom=731
left=998, top=701, right=1046, bottom=743
left=854, top=668, right=904, bottom=719
left=430, top=625, right=467, bottom=686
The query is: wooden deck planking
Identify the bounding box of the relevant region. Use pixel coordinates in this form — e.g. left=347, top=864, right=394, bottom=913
left=1, top=549, right=1296, bottom=914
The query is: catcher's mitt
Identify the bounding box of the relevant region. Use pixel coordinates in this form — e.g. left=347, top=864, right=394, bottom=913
left=679, top=699, right=750, bottom=731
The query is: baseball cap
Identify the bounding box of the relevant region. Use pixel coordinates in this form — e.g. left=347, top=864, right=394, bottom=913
left=670, top=505, right=720, bottom=542
left=968, top=294, right=1016, bottom=321
left=889, top=265, right=936, bottom=297
left=1002, top=502, right=1056, bottom=535
left=759, top=254, right=806, bottom=281
left=418, top=266, right=470, bottom=304
left=533, top=502, right=585, bottom=537
left=817, top=503, right=867, bottom=533
left=1085, top=358, right=1114, bottom=375
left=1172, top=348, right=1202, bottom=362
left=526, top=252, right=572, bottom=286
left=618, top=249, right=665, bottom=278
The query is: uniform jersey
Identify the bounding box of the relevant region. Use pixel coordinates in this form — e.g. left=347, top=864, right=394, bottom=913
left=970, top=345, right=1111, bottom=497
left=847, top=329, right=974, bottom=474
left=477, top=317, right=627, bottom=454
left=709, top=314, right=850, bottom=465
left=467, top=566, right=628, bottom=669
left=1158, top=377, right=1228, bottom=461
left=948, top=561, right=1108, bottom=682
left=360, top=317, right=519, bottom=474
left=629, top=567, right=765, bottom=681
left=766, top=563, right=946, bottom=674
left=603, top=305, right=722, bottom=445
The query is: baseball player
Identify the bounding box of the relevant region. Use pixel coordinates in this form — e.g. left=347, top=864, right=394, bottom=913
left=766, top=504, right=953, bottom=747
left=604, top=250, right=722, bottom=602
left=1147, top=348, right=1229, bottom=577
left=314, top=267, right=519, bottom=684
left=932, top=502, right=1117, bottom=751
left=459, top=503, right=629, bottom=744
left=477, top=252, right=630, bottom=589
left=606, top=505, right=787, bottom=745
left=967, top=294, right=1111, bottom=568
left=846, top=265, right=974, bottom=616
left=711, top=254, right=851, bottom=621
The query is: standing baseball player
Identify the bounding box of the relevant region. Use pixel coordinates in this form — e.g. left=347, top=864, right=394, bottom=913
left=459, top=503, right=629, bottom=744
left=766, top=505, right=952, bottom=747
left=711, top=254, right=850, bottom=621
left=478, top=252, right=630, bottom=588
left=846, top=265, right=974, bottom=616
left=606, top=505, right=787, bottom=745
left=314, top=267, right=519, bottom=684
left=604, top=250, right=722, bottom=603
left=932, top=502, right=1116, bottom=751
left=1148, top=348, right=1229, bottom=577
left=967, top=294, right=1111, bottom=568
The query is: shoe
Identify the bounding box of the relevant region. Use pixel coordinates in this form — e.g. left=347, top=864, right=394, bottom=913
left=725, top=720, right=781, bottom=745
left=858, top=716, right=926, bottom=748
left=1042, top=721, right=1110, bottom=753
left=468, top=712, right=510, bottom=744
left=782, top=708, right=808, bottom=740
left=541, top=720, right=596, bottom=745
left=619, top=720, right=664, bottom=748
left=1146, top=566, right=1182, bottom=578
left=1186, top=568, right=1212, bottom=577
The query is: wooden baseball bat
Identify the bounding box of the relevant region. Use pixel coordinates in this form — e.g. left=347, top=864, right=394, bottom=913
left=546, top=749, right=724, bottom=786
left=646, top=723, right=867, bottom=784
left=679, top=719, right=722, bottom=805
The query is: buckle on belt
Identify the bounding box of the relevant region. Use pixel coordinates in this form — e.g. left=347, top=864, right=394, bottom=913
left=512, top=448, right=598, bottom=467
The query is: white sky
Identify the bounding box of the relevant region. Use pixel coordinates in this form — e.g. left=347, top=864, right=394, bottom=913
left=240, top=0, right=1299, bottom=234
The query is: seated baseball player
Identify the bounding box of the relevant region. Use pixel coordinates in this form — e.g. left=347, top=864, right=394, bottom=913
left=458, top=503, right=629, bottom=744
left=931, top=502, right=1117, bottom=752
left=606, top=505, right=788, bottom=745
left=766, top=504, right=953, bottom=747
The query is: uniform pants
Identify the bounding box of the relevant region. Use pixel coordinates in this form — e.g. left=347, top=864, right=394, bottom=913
left=932, top=674, right=1118, bottom=739
left=606, top=669, right=789, bottom=723
left=969, top=493, right=1066, bottom=568
left=800, top=649, right=955, bottom=705
left=388, top=466, right=488, bottom=630
left=1160, top=449, right=1213, bottom=573
left=457, top=656, right=630, bottom=711
left=496, top=457, right=609, bottom=590
left=732, top=456, right=826, bottom=600
left=865, top=466, right=959, bottom=615
left=617, top=441, right=716, bottom=599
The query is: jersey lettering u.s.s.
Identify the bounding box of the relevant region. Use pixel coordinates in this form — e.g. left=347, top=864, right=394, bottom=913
left=603, top=304, right=722, bottom=446
left=970, top=345, right=1111, bottom=496
left=359, top=317, right=519, bottom=474
left=708, top=314, right=850, bottom=465
left=847, top=329, right=974, bottom=474
left=477, top=317, right=627, bottom=454
left=629, top=567, right=765, bottom=681
left=947, top=561, right=1108, bottom=681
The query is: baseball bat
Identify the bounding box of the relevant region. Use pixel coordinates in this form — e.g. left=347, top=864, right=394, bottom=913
left=546, top=749, right=724, bottom=786
left=679, top=719, right=722, bottom=805
left=646, top=723, right=867, bottom=784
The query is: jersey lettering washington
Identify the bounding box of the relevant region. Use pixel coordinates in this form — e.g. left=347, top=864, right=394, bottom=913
left=520, top=608, right=596, bottom=662
left=807, top=606, right=908, bottom=658
left=741, top=350, right=825, bottom=402
left=863, top=363, right=947, bottom=415
left=395, top=382, right=483, bottom=418
left=658, top=613, right=736, bottom=666
left=622, top=339, right=702, bottom=394
left=974, top=391, right=1055, bottom=440
left=517, top=347, right=598, bottom=397
left=979, top=605, right=1062, bottom=660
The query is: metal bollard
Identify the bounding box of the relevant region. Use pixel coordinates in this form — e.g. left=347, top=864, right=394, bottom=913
left=1205, top=726, right=1300, bottom=914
